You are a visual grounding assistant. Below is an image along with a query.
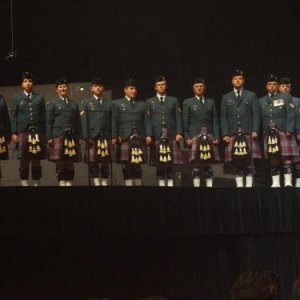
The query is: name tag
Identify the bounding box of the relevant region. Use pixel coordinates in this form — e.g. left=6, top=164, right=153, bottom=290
left=273, top=99, right=284, bottom=106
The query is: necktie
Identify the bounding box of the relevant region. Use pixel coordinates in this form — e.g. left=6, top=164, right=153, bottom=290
left=270, top=93, right=274, bottom=99
left=27, top=93, right=31, bottom=100
left=160, top=96, right=164, bottom=103
left=99, top=97, right=102, bottom=105
left=64, top=98, right=68, bottom=105
left=237, top=90, right=240, bottom=100
left=130, top=98, right=134, bottom=105
left=201, top=97, right=204, bottom=104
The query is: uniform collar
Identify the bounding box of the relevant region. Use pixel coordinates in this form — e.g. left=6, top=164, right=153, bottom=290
left=24, top=91, right=32, bottom=98
left=195, top=95, right=204, bottom=101
left=268, top=92, right=278, bottom=98
left=234, top=88, right=243, bottom=96
left=156, top=94, right=166, bottom=101
left=59, top=95, right=68, bottom=103
left=93, top=95, right=102, bottom=101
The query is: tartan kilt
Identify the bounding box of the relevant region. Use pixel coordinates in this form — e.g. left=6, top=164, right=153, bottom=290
left=83, top=139, right=116, bottom=163
left=150, top=140, right=184, bottom=166
left=189, top=132, right=220, bottom=163
left=264, top=129, right=298, bottom=159
left=293, top=140, right=300, bottom=163
left=118, top=140, right=148, bottom=163
left=225, top=134, right=261, bottom=162
left=12, top=132, right=47, bottom=160
left=48, top=135, right=81, bottom=162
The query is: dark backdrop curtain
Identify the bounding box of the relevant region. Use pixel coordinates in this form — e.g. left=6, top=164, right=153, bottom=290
left=1, top=187, right=300, bottom=299
left=1, top=234, right=300, bottom=300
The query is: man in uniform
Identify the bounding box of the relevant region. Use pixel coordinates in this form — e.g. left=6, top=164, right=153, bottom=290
left=146, top=76, right=183, bottom=187
left=80, top=78, right=114, bottom=186
left=278, top=77, right=300, bottom=187
left=46, top=79, right=82, bottom=186
left=258, top=75, right=297, bottom=187
left=10, top=72, right=46, bottom=186
left=112, top=79, right=152, bottom=186
left=0, top=93, right=11, bottom=185
left=183, top=77, right=220, bottom=187
left=220, top=70, right=261, bottom=187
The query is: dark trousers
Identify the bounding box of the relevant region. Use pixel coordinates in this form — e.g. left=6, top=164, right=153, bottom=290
left=232, top=159, right=253, bottom=176
left=157, top=165, right=173, bottom=179
left=89, top=162, right=109, bottom=178
left=20, top=158, right=42, bottom=180
left=269, top=156, right=292, bottom=175
left=192, top=165, right=213, bottom=179
left=56, top=160, right=75, bottom=181
left=122, top=162, right=142, bottom=180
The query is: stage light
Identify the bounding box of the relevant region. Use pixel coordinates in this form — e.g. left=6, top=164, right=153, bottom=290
left=76, top=86, right=85, bottom=91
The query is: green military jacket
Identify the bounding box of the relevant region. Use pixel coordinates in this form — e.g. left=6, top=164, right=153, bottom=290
left=112, top=97, right=152, bottom=140
left=0, top=95, right=11, bottom=138
left=10, top=91, right=46, bottom=134
left=145, top=95, right=182, bottom=140
left=258, top=92, right=295, bottom=134
left=46, top=97, right=81, bottom=140
left=80, top=96, right=112, bottom=139
left=183, top=96, right=220, bottom=140
left=220, top=89, right=260, bottom=136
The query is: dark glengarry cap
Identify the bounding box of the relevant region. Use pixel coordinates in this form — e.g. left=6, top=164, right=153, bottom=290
left=232, top=69, right=245, bottom=78
left=55, top=78, right=68, bottom=87
left=266, top=74, right=278, bottom=83
left=21, top=71, right=33, bottom=81
left=279, top=77, right=291, bottom=85
left=91, top=77, right=104, bottom=86
left=124, top=78, right=137, bottom=88
left=154, top=75, right=167, bottom=84
left=193, top=77, right=206, bottom=85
